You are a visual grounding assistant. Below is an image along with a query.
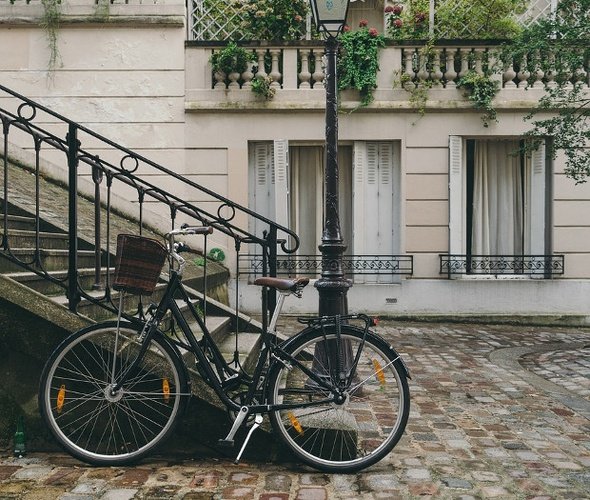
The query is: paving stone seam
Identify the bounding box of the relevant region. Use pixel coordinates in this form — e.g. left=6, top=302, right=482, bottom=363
left=488, top=341, right=590, bottom=420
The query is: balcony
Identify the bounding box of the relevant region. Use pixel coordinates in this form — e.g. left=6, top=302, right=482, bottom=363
left=439, top=254, right=565, bottom=278
left=239, top=254, right=414, bottom=279
left=185, top=40, right=590, bottom=111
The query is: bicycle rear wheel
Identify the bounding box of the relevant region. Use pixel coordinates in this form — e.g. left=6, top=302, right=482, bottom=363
left=39, top=321, right=189, bottom=465
left=267, top=325, right=410, bottom=473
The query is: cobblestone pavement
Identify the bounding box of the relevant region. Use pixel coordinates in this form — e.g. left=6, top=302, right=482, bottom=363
left=1, top=320, right=590, bottom=499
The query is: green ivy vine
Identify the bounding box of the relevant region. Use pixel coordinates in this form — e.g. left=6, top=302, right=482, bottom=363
left=456, top=70, right=500, bottom=127
left=41, top=0, right=63, bottom=71
left=337, top=22, right=386, bottom=107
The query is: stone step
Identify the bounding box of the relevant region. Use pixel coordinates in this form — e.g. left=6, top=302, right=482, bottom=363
left=0, top=248, right=98, bottom=273
left=217, top=332, right=263, bottom=374
left=1, top=214, right=36, bottom=231
left=0, top=228, right=85, bottom=251
left=4, top=267, right=114, bottom=296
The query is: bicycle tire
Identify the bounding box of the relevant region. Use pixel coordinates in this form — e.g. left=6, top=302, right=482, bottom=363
left=39, top=321, right=189, bottom=465
left=267, top=325, right=410, bottom=473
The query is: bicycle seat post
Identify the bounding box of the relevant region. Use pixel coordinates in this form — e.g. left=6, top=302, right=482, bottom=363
left=267, top=292, right=287, bottom=335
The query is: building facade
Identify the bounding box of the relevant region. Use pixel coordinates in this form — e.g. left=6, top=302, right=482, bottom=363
left=1, top=0, right=589, bottom=321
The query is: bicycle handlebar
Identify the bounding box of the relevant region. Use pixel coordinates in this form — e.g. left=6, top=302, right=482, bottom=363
left=165, top=225, right=214, bottom=240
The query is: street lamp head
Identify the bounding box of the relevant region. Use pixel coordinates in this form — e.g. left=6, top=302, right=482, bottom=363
left=309, top=0, right=351, bottom=38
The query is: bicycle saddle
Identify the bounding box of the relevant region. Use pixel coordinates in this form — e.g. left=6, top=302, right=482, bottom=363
left=253, top=277, right=309, bottom=293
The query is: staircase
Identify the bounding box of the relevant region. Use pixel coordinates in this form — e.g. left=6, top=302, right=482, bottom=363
left=0, top=84, right=299, bottom=455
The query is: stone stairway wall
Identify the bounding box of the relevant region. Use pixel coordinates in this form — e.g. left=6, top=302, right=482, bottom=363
left=0, top=160, right=269, bottom=454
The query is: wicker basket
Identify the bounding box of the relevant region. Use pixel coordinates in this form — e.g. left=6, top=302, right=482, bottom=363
left=113, top=234, right=167, bottom=296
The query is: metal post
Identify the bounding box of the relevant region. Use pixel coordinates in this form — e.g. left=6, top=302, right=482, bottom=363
left=92, top=164, right=103, bottom=290
left=315, top=35, right=352, bottom=317
left=66, top=124, right=81, bottom=312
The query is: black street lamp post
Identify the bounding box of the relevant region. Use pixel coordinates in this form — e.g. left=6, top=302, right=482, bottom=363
left=308, top=0, right=352, bottom=317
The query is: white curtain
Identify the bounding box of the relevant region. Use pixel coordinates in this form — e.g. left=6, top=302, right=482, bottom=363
left=289, top=146, right=353, bottom=257
left=290, top=146, right=323, bottom=256
left=471, top=140, right=523, bottom=255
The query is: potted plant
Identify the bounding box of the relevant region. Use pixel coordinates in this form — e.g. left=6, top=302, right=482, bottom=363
left=210, top=42, right=256, bottom=87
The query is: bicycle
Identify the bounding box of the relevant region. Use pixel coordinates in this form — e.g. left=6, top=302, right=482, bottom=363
left=39, top=226, right=411, bottom=473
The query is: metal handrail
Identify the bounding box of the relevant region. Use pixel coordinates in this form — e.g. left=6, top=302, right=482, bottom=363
left=0, top=84, right=299, bottom=315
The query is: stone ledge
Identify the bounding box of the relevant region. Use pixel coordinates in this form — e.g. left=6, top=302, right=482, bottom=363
left=0, top=3, right=184, bottom=26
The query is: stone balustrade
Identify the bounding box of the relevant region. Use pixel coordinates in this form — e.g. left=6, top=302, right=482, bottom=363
left=194, top=41, right=590, bottom=99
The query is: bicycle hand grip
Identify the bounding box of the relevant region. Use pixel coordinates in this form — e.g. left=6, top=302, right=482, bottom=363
left=180, top=223, right=213, bottom=235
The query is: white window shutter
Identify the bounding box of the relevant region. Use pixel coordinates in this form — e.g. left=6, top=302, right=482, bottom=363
left=273, top=139, right=289, bottom=230
left=448, top=135, right=465, bottom=255
left=529, top=139, right=546, bottom=255
left=353, top=141, right=367, bottom=256
left=249, top=142, right=275, bottom=245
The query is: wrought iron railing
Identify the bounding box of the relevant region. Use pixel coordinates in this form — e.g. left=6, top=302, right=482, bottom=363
left=0, top=84, right=299, bottom=318
left=239, top=254, right=414, bottom=277
left=440, top=254, right=565, bottom=278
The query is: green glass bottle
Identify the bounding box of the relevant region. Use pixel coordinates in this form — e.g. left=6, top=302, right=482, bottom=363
left=13, top=416, right=26, bottom=457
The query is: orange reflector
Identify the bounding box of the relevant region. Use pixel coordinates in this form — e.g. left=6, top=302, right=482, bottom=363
left=56, top=385, right=66, bottom=413
left=372, top=359, right=386, bottom=386
left=288, top=412, right=304, bottom=435
left=163, top=379, right=170, bottom=403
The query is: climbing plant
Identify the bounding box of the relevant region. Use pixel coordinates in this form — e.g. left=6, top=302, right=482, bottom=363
left=457, top=71, right=500, bottom=127
left=337, top=21, right=386, bottom=107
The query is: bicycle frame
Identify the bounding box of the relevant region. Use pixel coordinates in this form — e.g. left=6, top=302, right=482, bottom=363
left=113, top=269, right=344, bottom=417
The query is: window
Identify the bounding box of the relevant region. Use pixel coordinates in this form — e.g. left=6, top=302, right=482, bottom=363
left=248, top=140, right=352, bottom=272
left=248, top=140, right=401, bottom=281
left=448, top=136, right=549, bottom=275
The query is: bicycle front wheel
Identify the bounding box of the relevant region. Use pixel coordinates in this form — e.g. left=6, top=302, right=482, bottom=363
left=267, top=325, right=410, bottom=473
left=39, top=321, right=189, bottom=465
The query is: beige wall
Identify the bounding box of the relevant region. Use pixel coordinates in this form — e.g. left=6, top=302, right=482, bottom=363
left=1, top=6, right=589, bottom=316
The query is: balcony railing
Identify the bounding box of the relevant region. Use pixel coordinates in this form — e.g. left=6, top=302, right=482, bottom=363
left=440, top=254, right=565, bottom=278
left=239, top=254, right=414, bottom=278
left=186, top=40, right=590, bottom=101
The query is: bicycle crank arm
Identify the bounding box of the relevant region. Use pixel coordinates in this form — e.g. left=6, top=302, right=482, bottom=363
left=218, top=406, right=249, bottom=448
left=235, top=414, right=263, bottom=464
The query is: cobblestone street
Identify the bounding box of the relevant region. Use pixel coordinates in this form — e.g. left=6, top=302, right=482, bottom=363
left=1, top=320, right=590, bottom=499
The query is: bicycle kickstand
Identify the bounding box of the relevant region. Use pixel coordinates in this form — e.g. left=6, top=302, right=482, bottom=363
left=235, top=414, right=263, bottom=464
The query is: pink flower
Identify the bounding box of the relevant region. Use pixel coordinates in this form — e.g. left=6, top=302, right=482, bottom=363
left=369, top=27, right=378, bottom=36
left=384, top=5, right=394, bottom=13
left=294, top=15, right=303, bottom=22
left=359, top=19, right=368, bottom=27
left=394, top=18, right=403, bottom=28
left=393, top=5, right=403, bottom=15
left=342, top=24, right=351, bottom=32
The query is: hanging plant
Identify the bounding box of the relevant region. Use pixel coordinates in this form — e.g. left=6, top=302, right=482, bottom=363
left=40, top=0, right=62, bottom=70
left=251, top=75, right=276, bottom=100
left=337, top=21, right=386, bottom=107
left=457, top=70, right=500, bottom=127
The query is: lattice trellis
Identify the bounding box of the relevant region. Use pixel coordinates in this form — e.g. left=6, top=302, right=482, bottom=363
left=188, top=0, right=244, bottom=41
left=189, top=0, right=559, bottom=41
left=516, top=0, right=557, bottom=27
left=432, top=0, right=557, bottom=39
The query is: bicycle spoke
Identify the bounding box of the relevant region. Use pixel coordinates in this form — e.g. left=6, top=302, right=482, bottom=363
left=41, top=323, right=186, bottom=464
left=269, top=327, right=409, bottom=472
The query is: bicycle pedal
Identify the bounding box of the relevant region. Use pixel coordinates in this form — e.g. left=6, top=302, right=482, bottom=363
left=217, top=439, right=235, bottom=448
